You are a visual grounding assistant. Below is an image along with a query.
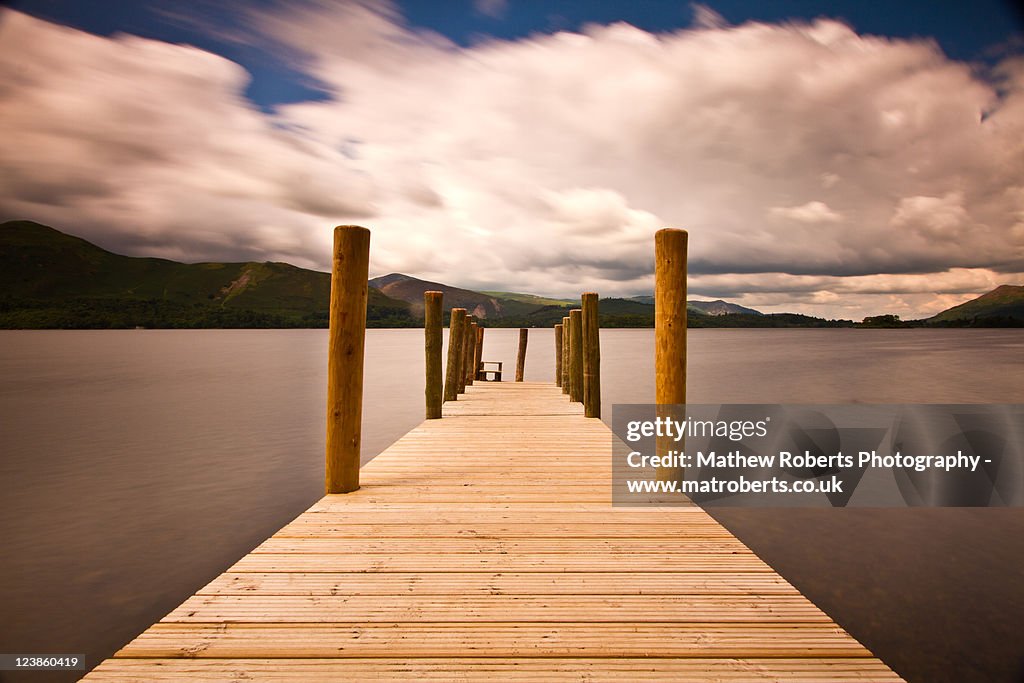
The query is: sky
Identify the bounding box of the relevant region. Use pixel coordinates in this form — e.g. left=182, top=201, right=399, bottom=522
left=1, top=1, right=1023, bottom=319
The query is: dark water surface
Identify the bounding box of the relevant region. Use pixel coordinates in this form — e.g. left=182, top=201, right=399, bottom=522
left=1, top=329, right=1022, bottom=682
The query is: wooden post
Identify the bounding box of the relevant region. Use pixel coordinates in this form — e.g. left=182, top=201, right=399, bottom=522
left=325, top=225, right=369, bottom=494
left=424, top=291, right=443, bottom=419
left=581, top=292, right=601, bottom=418
left=656, top=229, right=688, bottom=405
left=569, top=309, right=583, bottom=402
left=515, top=328, right=528, bottom=382
left=554, top=323, right=563, bottom=387
left=655, top=228, right=688, bottom=481
left=561, top=315, right=570, bottom=394
left=465, top=320, right=478, bottom=386
left=444, top=308, right=466, bottom=402
left=475, top=326, right=484, bottom=381
left=458, top=311, right=468, bottom=393
left=458, top=314, right=472, bottom=394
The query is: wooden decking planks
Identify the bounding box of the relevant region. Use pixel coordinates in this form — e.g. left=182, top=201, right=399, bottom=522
left=84, top=658, right=903, bottom=682
left=84, top=381, right=903, bottom=682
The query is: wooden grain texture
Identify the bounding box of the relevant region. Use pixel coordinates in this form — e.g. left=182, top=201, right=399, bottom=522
left=199, top=572, right=800, bottom=596
left=655, top=228, right=687, bottom=406
left=165, top=593, right=830, bottom=623
left=459, top=315, right=473, bottom=393
left=228, top=553, right=776, bottom=573
left=655, top=228, right=687, bottom=483
left=85, top=382, right=903, bottom=682
left=85, top=658, right=904, bottom=682
left=561, top=315, right=570, bottom=394
left=464, top=319, right=478, bottom=387
left=515, top=328, right=528, bottom=381
left=581, top=292, right=601, bottom=418
left=553, top=323, right=563, bottom=387
left=324, top=225, right=369, bottom=494
left=443, top=308, right=466, bottom=402
left=423, top=291, right=443, bottom=419
left=474, top=326, right=484, bottom=381
left=115, top=623, right=873, bottom=658
left=568, top=309, right=583, bottom=402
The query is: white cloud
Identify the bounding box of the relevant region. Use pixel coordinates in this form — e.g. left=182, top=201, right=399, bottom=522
left=1, top=5, right=1023, bottom=319
left=770, top=201, right=843, bottom=224
left=0, top=10, right=379, bottom=268
left=890, top=192, right=968, bottom=237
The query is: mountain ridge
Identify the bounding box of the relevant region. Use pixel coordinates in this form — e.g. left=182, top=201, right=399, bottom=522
left=0, top=220, right=413, bottom=328
left=3, top=220, right=1020, bottom=328
left=627, top=295, right=762, bottom=316
left=368, top=273, right=538, bottom=319
left=928, top=285, right=1024, bottom=325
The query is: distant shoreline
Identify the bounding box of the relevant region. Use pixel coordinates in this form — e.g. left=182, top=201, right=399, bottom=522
left=4, top=220, right=1023, bottom=330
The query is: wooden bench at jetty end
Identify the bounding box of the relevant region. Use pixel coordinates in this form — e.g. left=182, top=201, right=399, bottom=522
left=477, top=360, right=502, bottom=382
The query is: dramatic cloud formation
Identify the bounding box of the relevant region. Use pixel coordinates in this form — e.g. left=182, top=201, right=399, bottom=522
left=1, top=2, right=1023, bottom=318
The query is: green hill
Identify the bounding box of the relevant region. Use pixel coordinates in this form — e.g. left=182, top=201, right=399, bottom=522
left=928, top=285, right=1024, bottom=326
left=369, top=274, right=542, bottom=320
left=593, top=298, right=659, bottom=327
left=0, top=220, right=414, bottom=328
left=480, top=291, right=578, bottom=307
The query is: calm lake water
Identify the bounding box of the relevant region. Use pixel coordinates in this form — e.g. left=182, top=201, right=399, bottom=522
left=1, top=328, right=1022, bottom=682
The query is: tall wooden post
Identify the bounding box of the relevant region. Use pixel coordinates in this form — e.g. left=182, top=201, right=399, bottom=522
left=458, top=314, right=472, bottom=394
left=581, top=292, right=601, bottom=418
left=655, top=228, right=687, bottom=481
left=569, top=309, right=583, bottom=402
left=444, top=308, right=466, bottom=402
left=474, top=326, right=484, bottom=381
left=561, top=315, right=570, bottom=394
left=515, top=328, right=528, bottom=381
left=325, top=225, right=369, bottom=494
left=554, top=323, right=563, bottom=387
left=424, top=291, right=443, bottom=419
left=465, top=320, right=478, bottom=386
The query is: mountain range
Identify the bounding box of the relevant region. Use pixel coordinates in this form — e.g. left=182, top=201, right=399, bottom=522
left=1, top=220, right=1021, bottom=328
left=628, top=295, right=762, bottom=316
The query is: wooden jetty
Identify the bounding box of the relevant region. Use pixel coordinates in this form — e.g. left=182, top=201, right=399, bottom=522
left=85, top=382, right=901, bottom=681
left=84, top=228, right=902, bottom=681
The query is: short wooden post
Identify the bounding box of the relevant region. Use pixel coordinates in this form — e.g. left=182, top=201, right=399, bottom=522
left=561, top=315, right=570, bottom=394
left=554, top=323, right=563, bottom=387
left=581, top=292, right=601, bottom=418
left=475, top=326, right=484, bottom=381
left=424, top=291, right=443, bottom=419
left=569, top=309, right=583, bottom=402
left=655, top=228, right=688, bottom=481
left=515, top=328, right=528, bottom=381
left=458, top=314, right=472, bottom=394
left=444, top=308, right=466, bottom=402
left=325, top=225, right=370, bottom=494
left=465, top=320, right=478, bottom=386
